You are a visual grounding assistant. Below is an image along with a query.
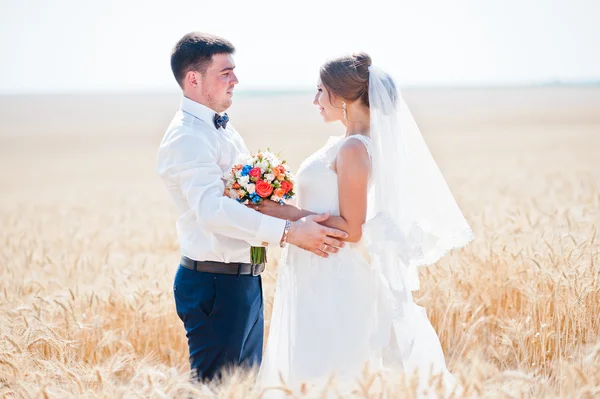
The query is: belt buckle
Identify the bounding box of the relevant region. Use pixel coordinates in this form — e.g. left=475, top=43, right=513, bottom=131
left=251, top=263, right=263, bottom=276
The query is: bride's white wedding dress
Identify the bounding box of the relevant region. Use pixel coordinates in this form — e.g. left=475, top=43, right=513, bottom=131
left=258, top=134, right=459, bottom=396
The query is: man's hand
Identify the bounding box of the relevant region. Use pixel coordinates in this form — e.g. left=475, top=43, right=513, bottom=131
left=286, top=212, right=348, bottom=258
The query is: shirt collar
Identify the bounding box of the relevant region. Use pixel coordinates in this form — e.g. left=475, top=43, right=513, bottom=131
left=180, top=96, right=224, bottom=125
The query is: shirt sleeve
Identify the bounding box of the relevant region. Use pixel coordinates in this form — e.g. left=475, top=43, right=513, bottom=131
left=158, top=130, right=286, bottom=246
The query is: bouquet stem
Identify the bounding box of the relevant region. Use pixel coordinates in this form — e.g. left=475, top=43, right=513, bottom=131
left=250, top=246, right=267, bottom=265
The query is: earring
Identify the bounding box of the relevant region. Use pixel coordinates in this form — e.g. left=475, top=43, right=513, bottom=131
left=342, top=101, right=347, bottom=121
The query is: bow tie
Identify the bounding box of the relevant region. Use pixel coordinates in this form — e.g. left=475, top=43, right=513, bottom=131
left=214, top=113, right=229, bottom=130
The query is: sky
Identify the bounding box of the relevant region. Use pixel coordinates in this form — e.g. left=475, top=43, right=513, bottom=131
left=1, top=0, right=599, bottom=94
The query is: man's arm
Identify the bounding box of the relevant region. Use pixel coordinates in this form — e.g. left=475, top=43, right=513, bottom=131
left=160, top=132, right=286, bottom=246
left=159, top=131, right=349, bottom=256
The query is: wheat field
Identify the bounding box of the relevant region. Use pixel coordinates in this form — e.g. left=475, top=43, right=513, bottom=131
left=1, top=88, right=599, bottom=398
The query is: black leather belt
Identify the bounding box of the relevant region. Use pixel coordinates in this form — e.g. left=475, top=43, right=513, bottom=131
left=180, top=256, right=265, bottom=276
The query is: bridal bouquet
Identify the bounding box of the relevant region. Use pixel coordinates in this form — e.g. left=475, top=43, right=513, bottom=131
left=224, top=150, right=295, bottom=265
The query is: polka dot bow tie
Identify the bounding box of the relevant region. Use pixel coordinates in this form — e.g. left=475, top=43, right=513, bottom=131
left=213, top=113, right=229, bottom=130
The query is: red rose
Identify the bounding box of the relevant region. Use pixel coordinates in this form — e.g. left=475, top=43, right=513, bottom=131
left=280, top=180, right=293, bottom=194
left=249, top=167, right=262, bottom=181
left=255, top=180, right=274, bottom=198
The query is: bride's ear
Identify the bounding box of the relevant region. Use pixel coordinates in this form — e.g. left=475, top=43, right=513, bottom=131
left=326, top=91, right=341, bottom=108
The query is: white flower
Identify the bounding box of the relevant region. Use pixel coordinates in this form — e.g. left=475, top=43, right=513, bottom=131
left=229, top=190, right=240, bottom=200
left=271, top=195, right=282, bottom=202
left=239, top=154, right=253, bottom=165
left=263, top=151, right=281, bottom=165
left=234, top=170, right=242, bottom=179
left=246, top=183, right=256, bottom=194
left=259, top=160, right=270, bottom=171
left=264, top=173, right=275, bottom=182
left=238, top=175, right=250, bottom=187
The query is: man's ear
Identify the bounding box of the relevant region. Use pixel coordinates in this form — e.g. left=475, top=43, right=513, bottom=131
left=185, top=71, right=201, bottom=89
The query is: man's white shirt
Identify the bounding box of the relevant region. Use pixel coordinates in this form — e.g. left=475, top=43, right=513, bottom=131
left=156, top=96, right=286, bottom=263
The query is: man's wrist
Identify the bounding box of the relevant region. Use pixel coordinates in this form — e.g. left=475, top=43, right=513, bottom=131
left=279, top=220, right=292, bottom=247
left=256, top=214, right=288, bottom=247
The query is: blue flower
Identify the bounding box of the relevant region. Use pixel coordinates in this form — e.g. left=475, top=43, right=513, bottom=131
left=241, top=165, right=252, bottom=176
left=241, top=165, right=252, bottom=177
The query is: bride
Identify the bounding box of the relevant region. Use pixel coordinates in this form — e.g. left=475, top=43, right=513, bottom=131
left=254, top=53, right=474, bottom=396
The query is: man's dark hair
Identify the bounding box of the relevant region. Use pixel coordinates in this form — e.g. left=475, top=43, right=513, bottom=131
left=170, top=32, right=235, bottom=89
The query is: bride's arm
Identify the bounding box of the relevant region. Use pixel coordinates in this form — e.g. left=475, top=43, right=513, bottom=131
left=258, top=140, right=370, bottom=243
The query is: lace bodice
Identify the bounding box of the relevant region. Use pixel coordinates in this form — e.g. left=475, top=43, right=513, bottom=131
left=295, top=135, right=372, bottom=216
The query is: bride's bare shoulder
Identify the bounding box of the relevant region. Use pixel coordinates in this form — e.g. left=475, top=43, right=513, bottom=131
left=339, top=135, right=371, bottom=157
left=334, top=136, right=371, bottom=172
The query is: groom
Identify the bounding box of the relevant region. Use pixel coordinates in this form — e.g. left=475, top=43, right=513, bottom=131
left=156, top=32, right=348, bottom=381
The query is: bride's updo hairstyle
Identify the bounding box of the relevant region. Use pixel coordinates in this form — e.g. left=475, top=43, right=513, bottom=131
left=319, top=52, right=372, bottom=107
left=320, top=52, right=398, bottom=111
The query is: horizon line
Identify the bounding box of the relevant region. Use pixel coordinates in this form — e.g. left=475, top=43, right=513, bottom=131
left=1, top=80, right=599, bottom=97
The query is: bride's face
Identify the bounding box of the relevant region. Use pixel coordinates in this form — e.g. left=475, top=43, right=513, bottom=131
left=313, top=82, right=344, bottom=123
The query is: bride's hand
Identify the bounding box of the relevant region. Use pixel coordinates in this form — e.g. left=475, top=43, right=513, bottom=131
left=256, top=199, right=299, bottom=220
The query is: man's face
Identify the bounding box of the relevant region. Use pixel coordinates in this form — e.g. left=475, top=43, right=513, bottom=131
left=196, top=53, right=238, bottom=113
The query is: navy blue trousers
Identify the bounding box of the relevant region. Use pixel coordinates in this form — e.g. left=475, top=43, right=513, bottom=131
left=173, top=264, right=264, bottom=381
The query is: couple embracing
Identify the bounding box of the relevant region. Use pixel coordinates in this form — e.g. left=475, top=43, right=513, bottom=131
left=156, top=32, right=474, bottom=396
